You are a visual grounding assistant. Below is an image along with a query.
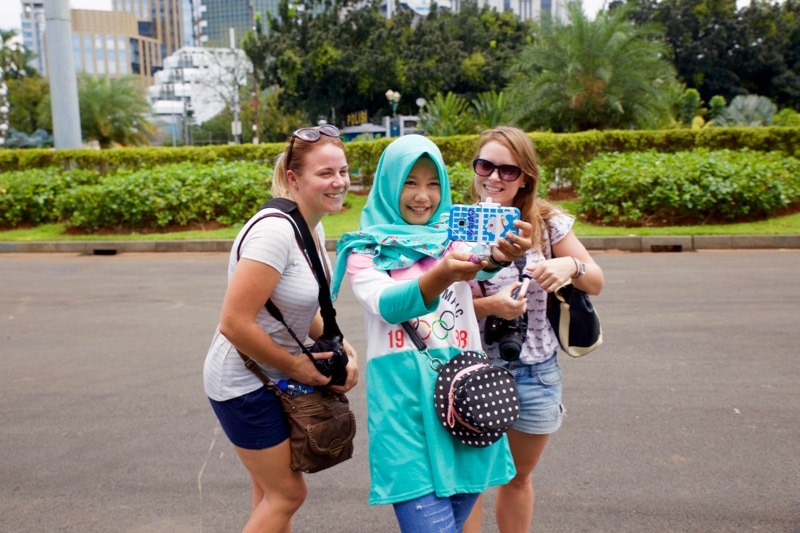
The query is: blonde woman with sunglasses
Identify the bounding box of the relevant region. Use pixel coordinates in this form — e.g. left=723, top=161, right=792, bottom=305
left=204, top=124, right=359, bottom=532
left=464, top=126, right=604, bottom=533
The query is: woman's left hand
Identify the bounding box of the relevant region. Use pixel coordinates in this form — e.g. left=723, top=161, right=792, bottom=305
left=528, top=257, right=576, bottom=293
left=329, top=339, right=359, bottom=394
left=492, top=220, right=533, bottom=262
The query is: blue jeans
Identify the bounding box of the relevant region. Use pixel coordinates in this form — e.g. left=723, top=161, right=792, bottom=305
left=393, top=492, right=479, bottom=533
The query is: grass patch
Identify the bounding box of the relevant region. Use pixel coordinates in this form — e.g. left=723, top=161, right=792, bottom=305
left=1, top=192, right=798, bottom=242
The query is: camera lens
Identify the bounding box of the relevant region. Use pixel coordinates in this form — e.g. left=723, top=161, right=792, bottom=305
left=498, top=337, right=522, bottom=361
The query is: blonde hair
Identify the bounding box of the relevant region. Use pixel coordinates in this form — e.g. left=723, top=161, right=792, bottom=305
left=271, top=129, right=346, bottom=198
left=471, top=126, right=558, bottom=251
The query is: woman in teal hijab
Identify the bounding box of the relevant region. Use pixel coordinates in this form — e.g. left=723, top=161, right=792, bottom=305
left=331, top=135, right=452, bottom=299
left=333, top=134, right=517, bottom=533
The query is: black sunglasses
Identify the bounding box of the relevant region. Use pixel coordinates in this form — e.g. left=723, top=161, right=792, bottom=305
left=287, top=125, right=341, bottom=166
left=472, top=158, right=523, bottom=182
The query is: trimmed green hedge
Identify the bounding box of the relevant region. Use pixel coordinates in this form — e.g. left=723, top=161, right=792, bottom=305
left=2, top=161, right=272, bottom=232
left=579, top=149, right=800, bottom=226
left=3, top=128, right=800, bottom=231
left=3, top=127, right=799, bottom=179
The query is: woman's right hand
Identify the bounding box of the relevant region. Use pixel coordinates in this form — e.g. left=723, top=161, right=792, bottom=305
left=441, top=248, right=487, bottom=282
left=418, top=248, right=486, bottom=305
left=486, top=281, right=528, bottom=321
left=289, top=352, right=334, bottom=387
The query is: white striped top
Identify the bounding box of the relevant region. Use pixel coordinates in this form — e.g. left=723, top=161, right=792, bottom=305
left=203, top=209, right=327, bottom=401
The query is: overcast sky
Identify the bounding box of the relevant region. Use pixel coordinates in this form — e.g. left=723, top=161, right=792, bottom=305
left=1, top=0, right=613, bottom=32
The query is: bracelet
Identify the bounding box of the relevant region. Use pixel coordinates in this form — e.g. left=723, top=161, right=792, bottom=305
left=570, top=256, right=580, bottom=278
left=488, top=254, right=512, bottom=269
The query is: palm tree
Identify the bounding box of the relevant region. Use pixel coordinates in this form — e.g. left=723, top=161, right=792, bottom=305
left=418, top=92, right=476, bottom=136
left=505, top=1, right=679, bottom=132
left=471, top=90, right=511, bottom=130
left=76, top=75, right=154, bottom=148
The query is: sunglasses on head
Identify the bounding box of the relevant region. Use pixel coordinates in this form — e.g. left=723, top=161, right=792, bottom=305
left=293, top=124, right=341, bottom=142
left=287, top=125, right=341, bottom=167
left=472, top=158, right=523, bottom=182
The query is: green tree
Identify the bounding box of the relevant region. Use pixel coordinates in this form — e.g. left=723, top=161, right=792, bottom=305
left=241, top=0, right=531, bottom=126
left=7, top=76, right=49, bottom=134
left=39, top=75, right=154, bottom=148
left=628, top=0, right=800, bottom=110
left=506, top=1, right=679, bottom=131
left=677, top=87, right=703, bottom=127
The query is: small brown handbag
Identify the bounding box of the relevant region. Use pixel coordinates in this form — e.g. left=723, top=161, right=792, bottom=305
left=238, top=353, right=356, bottom=473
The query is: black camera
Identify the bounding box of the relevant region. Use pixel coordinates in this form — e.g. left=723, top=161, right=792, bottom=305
left=484, top=313, right=529, bottom=362
left=307, top=334, right=348, bottom=386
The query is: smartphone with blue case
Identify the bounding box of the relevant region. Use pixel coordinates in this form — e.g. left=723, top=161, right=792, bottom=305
left=447, top=200, right=521, bottom=244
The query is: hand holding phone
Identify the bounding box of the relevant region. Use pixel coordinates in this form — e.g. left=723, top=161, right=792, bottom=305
left=447, top=198, right=521, bottom=244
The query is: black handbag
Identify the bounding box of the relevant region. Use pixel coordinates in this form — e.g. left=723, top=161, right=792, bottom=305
left=547, top=284, right=603, bottom=357
left=543, top=220, right=603, bottom=358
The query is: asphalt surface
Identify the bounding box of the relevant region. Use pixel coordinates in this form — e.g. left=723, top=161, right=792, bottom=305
left=1, top=250, right=799, bottom=532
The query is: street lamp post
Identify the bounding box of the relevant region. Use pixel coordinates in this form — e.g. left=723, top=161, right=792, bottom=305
left=385, top=89, right=401, bottom=137
left=385, top=89, right=400, bottom=118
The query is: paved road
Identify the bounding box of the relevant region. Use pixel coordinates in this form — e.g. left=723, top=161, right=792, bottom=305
left=1, top=250, right=799, bottom=532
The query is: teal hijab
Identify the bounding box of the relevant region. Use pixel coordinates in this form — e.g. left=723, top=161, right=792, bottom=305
left=331, top=134, right=452, bottom=299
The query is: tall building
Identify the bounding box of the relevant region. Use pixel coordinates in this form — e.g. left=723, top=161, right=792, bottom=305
left=17, top=0, right=191, bottom=86
left=70, top=10, right=162, bottom=82
left=20, top=0, right=47, bottom=76
left=199, top=0, right=279, bottom=48
left=395, top=0, right=568, bottom=22
left=146, top=46, right=251, bottom=142
left=111, top=0, right=185, bottom=58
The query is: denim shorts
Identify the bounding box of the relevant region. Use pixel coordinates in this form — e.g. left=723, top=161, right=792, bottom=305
left=499, top=354, right=564, bottom=435
left=208, top=386, right=290, bottom=450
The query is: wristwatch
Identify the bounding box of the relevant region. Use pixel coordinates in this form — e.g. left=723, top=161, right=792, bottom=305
left=572, top=258, right=586, bottom=278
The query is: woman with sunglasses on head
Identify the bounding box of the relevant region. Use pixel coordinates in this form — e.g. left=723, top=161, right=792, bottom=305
left=203, top=124, right=359, bottom=532
left=462, top=126, right=604, bottom=533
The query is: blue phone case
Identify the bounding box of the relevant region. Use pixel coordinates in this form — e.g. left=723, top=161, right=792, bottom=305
left=448, top=203, right=521, bottom=243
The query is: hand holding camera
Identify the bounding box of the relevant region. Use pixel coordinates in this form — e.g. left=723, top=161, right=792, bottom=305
left=306, top=334, right=349, bottom=386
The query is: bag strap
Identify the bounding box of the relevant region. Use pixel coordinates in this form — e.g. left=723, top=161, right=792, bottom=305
left=238, top=350, right=281, bottom=393
left=262, top=198, right=342, bottom=338
left=401, top=321, right=444, bottom=370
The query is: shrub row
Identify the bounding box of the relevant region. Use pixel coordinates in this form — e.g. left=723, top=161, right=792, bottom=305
left=3, top=127, right=799, bottom=187
left=1, top=161, right=272, bottom=231
left=3, top=148, right=798, bottom=232
left=579, top=149, right=800, bottom=226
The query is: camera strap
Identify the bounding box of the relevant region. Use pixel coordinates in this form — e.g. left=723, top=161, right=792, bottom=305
left=237, top=198, right=342, bottom=336
left=234, top=199, right=343, bottom=365
left=478, top=256, right=529, bottom=297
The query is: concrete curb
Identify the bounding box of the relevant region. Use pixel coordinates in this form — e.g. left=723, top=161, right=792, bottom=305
left=2, top=235, right=799, bottom=254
